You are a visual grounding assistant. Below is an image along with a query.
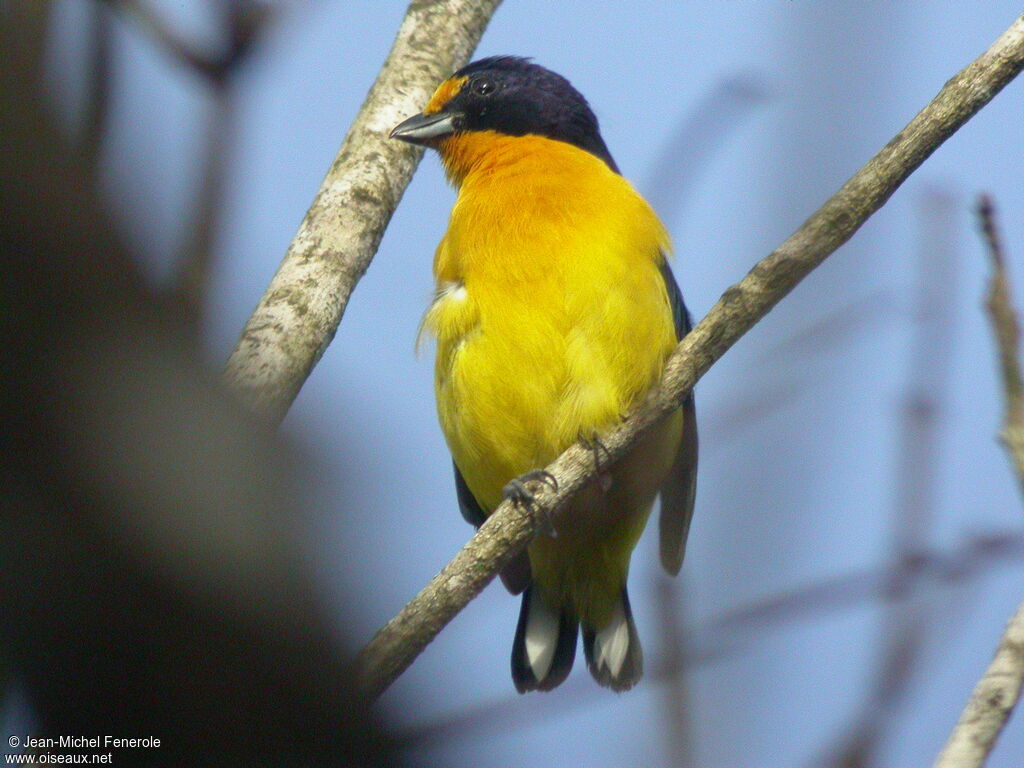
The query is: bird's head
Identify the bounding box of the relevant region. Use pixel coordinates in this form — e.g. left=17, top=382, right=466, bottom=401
left=390, top=56, right=617, bottom=172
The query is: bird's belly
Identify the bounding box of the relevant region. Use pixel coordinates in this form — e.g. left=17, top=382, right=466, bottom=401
left=436, top=310, right=592, bottom=511
left=434, top=287, right=675, bottom=514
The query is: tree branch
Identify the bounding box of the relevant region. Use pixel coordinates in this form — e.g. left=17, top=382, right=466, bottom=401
left=933, top=601, right=1024, bottom=768
left=932, top=195, right=1024, bottom=768
left=223, top=0, right=504, bottom=422
left=979, top=194, right=1024, bottom=500
left=355, top=14, right=1024, bottom=699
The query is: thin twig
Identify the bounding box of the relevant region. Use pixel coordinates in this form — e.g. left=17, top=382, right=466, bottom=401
left=932, top=195, right=1024, bottom=768
left=353, top=14, right=1024, bottom=700
left=223, top=0, right=504, bottom=422
left=980, top=194, right=1024, bottom=500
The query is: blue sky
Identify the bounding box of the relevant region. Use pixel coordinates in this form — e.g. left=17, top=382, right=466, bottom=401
left=39, top=2, right=1024, bottom=765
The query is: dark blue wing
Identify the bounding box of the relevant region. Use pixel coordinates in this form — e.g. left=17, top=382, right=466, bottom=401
left=660, top=260, right=693, bottom=339
left=454, top=461, right=487, bottom=527
left=658, top=259, right=699, bottom=575
left=453, top=461, right=531, bottom=593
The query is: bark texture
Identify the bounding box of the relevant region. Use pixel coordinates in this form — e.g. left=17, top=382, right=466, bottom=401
left=224, top=0, right=503, bottom=422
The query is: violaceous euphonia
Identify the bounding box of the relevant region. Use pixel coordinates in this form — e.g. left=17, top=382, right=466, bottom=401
left=391, top=57, right=698, bottom=692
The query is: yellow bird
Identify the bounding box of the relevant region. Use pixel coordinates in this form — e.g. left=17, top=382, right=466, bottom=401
left=392, top=57, right=698, bottom=692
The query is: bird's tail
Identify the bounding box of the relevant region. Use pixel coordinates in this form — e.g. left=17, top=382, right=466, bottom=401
left=582, top=586, right=643, bottom=692
left=511, top=586, right=578, bottom=693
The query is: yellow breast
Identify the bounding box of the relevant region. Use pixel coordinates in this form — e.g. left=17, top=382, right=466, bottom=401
left=422, top=133, right=676, bottom=511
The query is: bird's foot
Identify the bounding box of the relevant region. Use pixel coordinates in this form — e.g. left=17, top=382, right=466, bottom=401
left=503, top=470, right=559, bottom=537
left=580, top=433, right=614, bottom=491
left=579, top=432, right=612, bottom=472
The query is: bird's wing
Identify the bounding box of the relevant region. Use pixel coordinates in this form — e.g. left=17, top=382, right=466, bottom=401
left=454, top=461, right=531, bottom=593
left=658, top=260, right=699, bottom=576
left=454, top=461, right=487, bottom=527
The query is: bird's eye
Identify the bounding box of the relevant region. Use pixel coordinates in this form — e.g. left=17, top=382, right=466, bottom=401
left=472, top=78, right=496, bottom=96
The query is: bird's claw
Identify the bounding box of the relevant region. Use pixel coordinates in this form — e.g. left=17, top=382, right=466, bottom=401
left=580, top=432, right=612, bottom=473
left=503, top=470, right=559, bottom=537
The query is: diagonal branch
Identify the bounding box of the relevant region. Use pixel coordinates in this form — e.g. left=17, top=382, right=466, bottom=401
left=223, top=0, right=504, bottom=422
left=354, top=14, right=1024, bottom=700
left=933, top=601, right=1024, bottom=768
left=932, top=195, right=1024, bottom=768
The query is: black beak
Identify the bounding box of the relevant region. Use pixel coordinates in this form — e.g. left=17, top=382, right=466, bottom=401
left=390, top=111, right=460, bottom=145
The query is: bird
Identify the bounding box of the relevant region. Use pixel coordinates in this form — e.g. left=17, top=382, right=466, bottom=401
left=391, top=56, right=698, bottom=693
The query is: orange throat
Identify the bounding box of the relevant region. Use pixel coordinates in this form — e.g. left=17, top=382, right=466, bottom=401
left=436, top=131, right=527, bottom=186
